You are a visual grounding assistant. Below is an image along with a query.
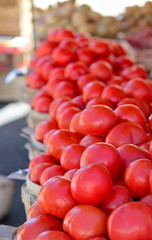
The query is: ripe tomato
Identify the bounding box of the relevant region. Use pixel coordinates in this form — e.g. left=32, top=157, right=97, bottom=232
left=114, top=104, right=147, bottom=129
left=35, top=40, right=57, bottom=57
left=90, top=60, right=113, bottom=82
left=64, top=169, right=78, bottom=180
left=149, top=113, right=152, bottom=132
left=43, top=129, right=58, bottom=145
left=106, top=122, right=147, bottom=148
left=71, top=95, right=85, bottom=109
left=77, top=47, right=96, bottom=66
left=122, top=65, right=148, bottom=80
left=16, top=215, right=62, bottom=240
left=77, top=74, right=97, bottom=93
left=89, top=238, right=108, bottom=240
left=83, top=81, right=105, bottom=103
left=48, top=29, right=75, bottom=43
left=101, top=185, right=133, bottom=214
left=47, top=129, right=81, bottom=161
left=140, top=194, right=152, bottom=207
left=58, top=107, right=81, bottom=130
left=49, top=97, right=70, bottom=120
left=52, top=47, right=77, bottom=66
left=80, top=143, right=121, bottom=180
left=114, top=55, right=134, bottom=71
left=38, top=176, right=77, bottom=219
left=79, top=135, right=105, bottom=148
left=107, top=76, right=124, bottom=86
left=48, top=67, right=65, bottom=81
left=56, top=101, right=81, bottom=122
left=149, top=141, right=152, bottom=159
left=30, top=163, right=54, bottom=185
left=90, top=39, right=110, bottom=56
left=63, top=205, right=107, bottom=240
left=34, top=230, right=72, bottom=240
left=75, top=34, right=90, bottom=48
left=124, top=159, right=152, bottom=198
left=59, top=38, right=78, bottom=50
left=69, top=112, right=85, bottom=136
left=60, top=144, right=86, bottom=170
left=40, top=165, right=66, bottom=185
left=35, top=56, right=51, bottom=76
left=65, top=61, right=88, bottom=82
left=32, top=96, right=52, bottom=113
left=26, top=72, right=46, bottom=89
left=34, top=120, right=58, bottom=142
left=149, top=169, right=152, bottom=193
left=107, top=202, right=152, bottom=240
left=101, top=84, right=125, bottom=105
left=79, top=105, right=117, bottom=137
left=41, top=61, right=56, bottom=82
left=27, top=202, right=42, bottom=220
left=108, top=41, right=127, bottom=56
left=53, top=81, right=78, bottom=99
left=86, top=98, right=114, bottom=109
left=71, top=163, right=113, bottom=205
left=29, top=154, right=57, bottom=170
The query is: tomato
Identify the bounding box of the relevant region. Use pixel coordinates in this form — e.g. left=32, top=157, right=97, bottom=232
left=52, top=47, right=77, bottom=66
left=117, top=144, right=150, bottom=176
left=140, top=194, right=152, bottom=207
left=26, top=72, right=46, bottom=89
left=32, top=86, right=48, bottom=107
left=71, top=163, right=113, bottom=205
left=47, top=129, right=81, bottom=161
left=34, top=230, right=72, bottom=240
left=56, top=101, right=81, bottom=122
left=86, top=98, right=114, bottom=109
left=124, top=78, right=152, bottom=103
left=27, top=202, right=42, bottom=220
left=109, top=41, right=127, bottom=56
left=16, top=215, right=62, bottom=240
left=59, top=38, right=78, bottom=50
left=124, top=159, right=152, bottom=198
left=107, top=202, right=152, bottom=240
left=77, top=74, right=97, bottom=93
left=77, top=47, right=96, bottom=66
left=83, top=81, right=105, bottom=103
left=140, top=141, right=150, bottom=151
left=35, top=40, right=57, bottom=57
left=38, top=176, right=77, bottom=219
left=80, top=143, right=121, bottom=180
left=79, top=135, right=105, bottom=148
left=63, top=205, right=107, bottom=240
left=53, top=81, right=78, bottom=99
left=75, top=34, right=90, bottom=48
left=71, top=95, right=85, bottom=109
left=89, top=238, right=108, bottom=240
left=65, top=61, right=88, bottom=82
left=64, top=169, right=78, bottom=180
left=107, top=76, right=124, bottom=86
left=35, top=56, right=51, bottom=76
left=79, top=105, right=117, bottom=137
left=90, top=61, right=113, bottom=82
left=149, top=169, right=152, bottom=193
left=48, top=67, right=65, bottom=82
left=34, top=120, right=58, bottom=142
left=149, top=141, right=152, bottom=159
left=29, top=154, right=57, bottom=170
left=30, top=163, right=54, bottom=185
left=101, top=84, right=125, bottom=105
left=58, top=107, right=81, bottom=130
left=149, top=113, right=152, bottom=132
left=90, top=39, right=110, bottom=57
left=49, top=97, right=70, bottom=120
left=114, top=55, right=134, bottom=71
left=70, top=112, right=85, bottom=136
left=122, top=65, right=148, bottom=80
left=40, top=165, right=66, bottom=185
left=41, top=61, right=56, bottom=82
left=114, top=104, right=147, bottom=129
left=48, top=29, right=75, bottom=43
left=60, top=144, right=86, bottom=170
left=43, top=129, right=58, bottom=145
left=106, top=122, right=147, bottom=148
left=32, top=96, right=52, bottom=113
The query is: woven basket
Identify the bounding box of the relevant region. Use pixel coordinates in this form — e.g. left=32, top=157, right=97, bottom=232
left=21, top=85, right=38, bottom=104
left=25, top=142, right=45, bottom=161
left=26, top=109, right=50, bottom=128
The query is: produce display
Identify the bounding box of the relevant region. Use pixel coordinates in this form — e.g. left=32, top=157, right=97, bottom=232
left=17, top=28, right=152, bottom=240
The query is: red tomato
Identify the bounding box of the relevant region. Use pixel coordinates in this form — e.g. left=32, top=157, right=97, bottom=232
left=75, top=34, right=90, bottom=47
left=34, top=230, right=72, bottom=240
left=114, top=55, right=134, bottom=71
left=58, top=107, right=81, bottom=130
left=114, top=104, right=147, bottom=129
left=90, top=61, right=113, bottom=83
left=60, top=144, right=86, bottom=170
left=122, top=65, right=148, bottom=80
left=26, top=72, right=46, bottom=89
left=86, top=98, right=114, bottom=109
left=59, top=38, right=78, bottom=50
left=149, top=169, right=152, bottom=193
left=108, top=41, right=127, bottom=56
left=41, top=61, right=56, bottom=82
left=40, top=165, right=66, bottom=185
left=35, top=40, right=57, bottom=57
left=49, top=97, right=70, bottom=120
left=106, top=122, right=147, bottom=148
left=101, top=84, right=125, bottom=105
left=53, top=81, right=78, bottom=99
left=98, top=54, right=116, bottom=69
left=35, top=56, right=51, bottom=76
left=83, top=81, right=105, bottom=103
left=79, top=135, right=105, bottom=148
left=52, top=47, right=77, bottom=66
left=107, top=76, right=124, bottom=86
left=140, top=141, right=150, bottom=151
left=47, top=129, right=81, bottom=161
left=89, top=238, right=108, bottom=240
left=107, top=202, right=152, bottom=240
left=63, top=205, right=107, bottom=240
left=56, top=101, right=81, bottom=122
left=43, top=129, right=58, bottom=145
left=29, top=154, right=57, bottom=170
left=71, top=95, right=85, bottom=109
left=16, top=215, right=62, bottom=240
left=124, top=78, right=152, bottom=103
left=90, top=39, right=110, bottom=56
left=32, top=96, right=52, bottom=113
left=38, top=176, right=77, bottom=219
left=48, top=29, right=75, bottom=43
left=79, top=105, right=117, bottom=136
left=77, top=47, right=96, bottom=66
left=101, top=185, right=133, bottom=214
left=149, top=113, right=152, bottom=132
left=30, top=163, right=53, bottom=185
left=80, top=143, right=121, bottom=180
left=71, top=163, right=113, bottom=205
left=140, top=194, right=152, bottom=207
left=65, top=61, right=88, bottom=82
left=64, top=169, right=78, bottom=180
left=27, top=202, right=42, bottom=220
left=48, top=67, right=65, bottom=81
left=77, top=74, right=97, bottom=93
left=124, top=159, right=152, bottom=198
left=69, top=112, right=85, bottom=136
left=117, top=144, right=150, bottom=176
left=34, top=120, right=58, bottom=142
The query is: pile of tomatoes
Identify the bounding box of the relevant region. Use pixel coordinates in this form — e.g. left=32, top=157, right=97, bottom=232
left=16, top=29, right=152, bottom=240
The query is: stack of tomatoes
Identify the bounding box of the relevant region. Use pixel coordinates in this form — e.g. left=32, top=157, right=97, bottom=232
left=17, top=29, right=152, bottom=240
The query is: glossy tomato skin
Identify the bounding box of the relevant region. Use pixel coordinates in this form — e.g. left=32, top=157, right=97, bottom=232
left=101, top=84, right=125, bottom=105
left=77, top=74, right=97, bottom=93
left=65, top=61, right=88, bottom=82
left=77, top=47, right=96, bottom=66
left=86, top=98, right=114, bottom=109
left=29, top=154, right=57, bottom=170
left=26, top=72, right=46, bottom=89
left=32, top=96, right=52, bottom=113
left=35, top=40, right=57, bottom=57
left=106, top=122, right=147, bottom=148
left=58, top=107, right=81, bottom=130
left=79, top=135, right=105, bottom=148
left=53, top=81, right=78, bottom=99
left=48, top=29, right=75, bottom=43
left=80, top=105, right=117, bottom=137
left=90, top=39, right=110, bottom=56
left=90, top=60, right=113, bottom=83
left=148, top=113, right=152, bottom=132
left=64, top=169, right=78, bottom=180
left=40, top=165, right=66, bottom=185
left=27, top=202, right=42, bottom=220
left=71, top=163, right=113, bottom=205
left=34, top=120, right=58, bottom=142
left=124, top=159, right=152, bottom=198
left=140, top=194, right=152, bottom=207
left=83, top=81, right=105, bottom=103
left=122, top=65, right=148, bottom=80
left=149, top=169, right=152, bottom=193
left=89, top=238, right=108, bottom=240
left=107, top=202, right=152, bottom=240
left=16, top=215, right=62, bottom=240
left=52, top=47, right=77, bottom=66
left=38, top=176, right=77, bottom=219
left=71, top=95, right=85, bottom=109
left=114, top=55, right=134, bottom=71
left=56, top=101, right=81, bottom=122
left=69, top=112, right=86, bottom=136
left=49, top=97, right=70, bottom=120
left=101, top=185, right=133, bottom=214
left=34, top=230, right=72, bottom=240
left=63, top=205, right=107, bottom=240
left=41, top=61, right=56, bottom=82
left=80, top=143, right=121, bottom=180
left=43, top=129, right=58, bottom=145
left=30, top=163, right=54, bottom=185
